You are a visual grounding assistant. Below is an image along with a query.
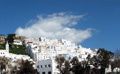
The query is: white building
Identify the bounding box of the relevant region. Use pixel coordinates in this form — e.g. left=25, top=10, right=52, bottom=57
left=0, top=41, right=33, bottom=63
left=25, top=37, right=96, bottom=74
left=37, top=59, right=53, bottom=74
left=13, top=40, right=23, bottom=45
left=105, top=64, right=112, bottom=74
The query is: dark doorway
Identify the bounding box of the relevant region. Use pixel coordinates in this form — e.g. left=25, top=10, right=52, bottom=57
left=42, top=72, right=45, bottom=74
left=48, top=71, right=51, bottom=74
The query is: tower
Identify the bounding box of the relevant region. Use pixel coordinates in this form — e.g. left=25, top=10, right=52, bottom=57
left=6, top=41, right=9, bottom=53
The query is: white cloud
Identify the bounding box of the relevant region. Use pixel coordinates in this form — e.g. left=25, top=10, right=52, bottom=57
left=15, top=13, right=93, bottom=43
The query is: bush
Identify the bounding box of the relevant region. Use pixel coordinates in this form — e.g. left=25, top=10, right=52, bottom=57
left=0, top=44, right=5, bottom=49
left=9, top=44, right=27, bottom=55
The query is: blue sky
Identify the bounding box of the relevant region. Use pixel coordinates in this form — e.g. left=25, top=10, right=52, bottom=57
left=0, top=0, right=120, bottom=51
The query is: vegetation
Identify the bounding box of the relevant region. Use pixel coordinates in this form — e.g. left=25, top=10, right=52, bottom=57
left=0, top=43, right=5, bottom=49
left=0, top=43, right=27, bottom=55
left=7, top=34, right=15, bottom=44
left=0, top=56, right=37, bottom=74
left=111, top=49, right=120, bottom=73
left=9, top=44, right=27, bottom=55
left=14, top=60, right=38, bottom=74
left=97, top=48, right=114, bottom=74
left=55, top=55, right=71, bottom=74
left=4, top=34, right=26, bottom=55
left=55, top=48, right=114, bottom=74
left=0, top=56, right=11, bottom=74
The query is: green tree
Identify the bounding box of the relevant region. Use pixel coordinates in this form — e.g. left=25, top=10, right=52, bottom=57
left=97, top=48, right=114, bottom=74
left=111, top=49, right=120, bottom=72
left=70, top=57, right=86, bottom=74
left=70, top=56, right=79, bottom=65
left=7, top=34, right=15, bottom=44
left=55, top=55, right=71, bottom=74
left=0, top=56, right=10, bottom=74
left=18, top=60, right=37, bottom=74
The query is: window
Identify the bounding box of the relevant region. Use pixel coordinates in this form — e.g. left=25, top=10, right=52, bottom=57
left=41, top=65, right=42, bottom=68
left=48, top=71, right=51, bottom=74
left=37, top=65, right=39, bottom=68
left=42, top=72, right=45, bottom=74
left=45, top=65, right=47, bottom=68
left=48, top=64, right=51, bottom=67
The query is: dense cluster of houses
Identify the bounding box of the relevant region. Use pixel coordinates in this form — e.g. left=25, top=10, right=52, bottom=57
left=0, top=35, right=34, bottom=73
left=24, top=37, right=97, bottom=74
left=0, top=35, right=120, bottom=74
left=24, top=37, right=120, bottom=74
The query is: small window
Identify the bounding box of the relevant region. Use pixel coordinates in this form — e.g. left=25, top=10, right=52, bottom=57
left=48, top=64, right=51, bottom=67
left=48, top=71, right=51, bottom=74
left=37, top=65, right=39, bottom=68
left=41, top=65, right=42, bottom=68
left=45, top=65, right=47, bottom=68
left=42, top=72, right=45, bottom=74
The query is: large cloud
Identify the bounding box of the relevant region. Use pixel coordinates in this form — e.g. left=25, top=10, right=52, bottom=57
left=15, top=13, right=93, bottom=43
